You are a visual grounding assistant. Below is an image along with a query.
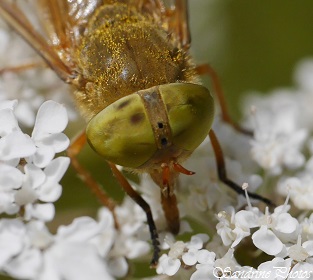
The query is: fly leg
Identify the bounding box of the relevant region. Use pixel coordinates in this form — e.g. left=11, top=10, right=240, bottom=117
left=209, top=129, right=273, bottom=206
left=108, top=162, right=160, bottom=267
left=196, top=64, right=253, bottom=135
left=67, top=131, right=117, bottom=217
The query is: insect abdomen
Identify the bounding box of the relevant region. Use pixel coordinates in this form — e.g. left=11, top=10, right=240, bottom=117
left=74, top=3, right=198, bottom=120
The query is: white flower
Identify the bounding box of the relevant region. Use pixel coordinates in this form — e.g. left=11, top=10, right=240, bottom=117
left=252, top=204, right=299, bottom=256
left=216, top=206, right=259, bottom=248
left=29, top=100, right=69, bottom=168
left=0, top=100, right=36, bottom=168
left=190, top=251, right=217, bottom=280
left=213, top=249, right=239, bottom=278
left=277, top=171, right=313, bottom=210
left=287, top=235, right=313, bottom=263
left=156, top=234, right=212, bottom=277
left=157, top=253, right=182, bottom=276
left=111, top=197, right=150, bottom=261
left=0, top=164, right=22, bottom=214
left=245, top=88, right=308, bottom=175
left=253, top=225, right=285, bottom=256
left=0, top=219, right=26, bottom=269
left=257, top=257, right=292, bottom=280
left=37, top=217, right=114, bottom=280
left=1, top=216, right=117, bottom=280
left=182, top=234, right=210, bottom=266
left=0, top=100, right=70, bottom=219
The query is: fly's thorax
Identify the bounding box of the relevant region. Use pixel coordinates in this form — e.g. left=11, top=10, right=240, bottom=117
left=86, top=83, right=215, bottom=171
left=73, top=3, right=198, bottom=120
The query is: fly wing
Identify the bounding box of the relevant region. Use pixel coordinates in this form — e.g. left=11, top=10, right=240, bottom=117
left=35, top=0, right=104, bottom=49
left=0, top=0, right=104, bottom=81
left=167, top=0, right=190, bottom=48
left=135, top=0, right=190, bottom=48
left=0, top=1, right=73, bottom=81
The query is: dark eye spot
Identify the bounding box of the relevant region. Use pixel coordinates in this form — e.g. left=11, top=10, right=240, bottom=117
left=130, top=112, right=144, bottom=124
left=158, top=122, right=164, bottom=129
left=161, top=137, right=168, bottom=146
left=117, top=100, right=130, bottom=110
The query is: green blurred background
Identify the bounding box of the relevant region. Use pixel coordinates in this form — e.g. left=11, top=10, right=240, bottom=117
left=190, top=0, right=313, bottom=118
left=2, top=1, right=313, bottom=279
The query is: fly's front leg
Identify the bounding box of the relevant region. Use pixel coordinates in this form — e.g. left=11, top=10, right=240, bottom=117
left=67, top=131, right=117, bottom=214
left=196, top=64, right=253, bottom=136
left=209, top=129, right=273, bottom=206
left=108, top=162, right=160, bottom=267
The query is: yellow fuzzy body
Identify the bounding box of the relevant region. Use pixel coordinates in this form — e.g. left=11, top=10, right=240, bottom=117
left=73, top=2, right=198, bottom=120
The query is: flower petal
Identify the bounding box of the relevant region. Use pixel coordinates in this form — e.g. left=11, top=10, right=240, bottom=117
left=182, top=248, right=198, bottom=266
left=24, top=163, right=46, bottom=190
left=4, top=248, right=42, bottom=279
left=158, top=255, right=181, bottom=276
left=252, top=226, right=284, bottom=255
left=0, top=108, right=19, bottom=136
left=57, top=217, right=100, bottom=242
left=0, top=164, right=23, bottom=190
left=24, top=203, right=55, bottom=222
left=235, top=210, right=259, bottom=228
left=0, top=100, right=18, bottom=111
left=40, top=133, right=69, bottom=153
left=31, top=146, right=55, bottom=168
left=44, top=157, right=70, bottom=184
left=32, top=101, right=68, bottom=139
left=274, top=213, right=299, bottom=234
left=0, top=131, right=36, bottom=160
left=303, top=240, right=313, bottom=256
left=0, top=219, right=25, bottom=268
left=196, top=250, right=216, bottom=265
left=107, top=257, right=128, bottom=278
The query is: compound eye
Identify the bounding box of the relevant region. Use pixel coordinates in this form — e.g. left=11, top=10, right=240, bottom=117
left=86, top=94, right=157, bottom=168
left=159, top=83, right=215, bottom=151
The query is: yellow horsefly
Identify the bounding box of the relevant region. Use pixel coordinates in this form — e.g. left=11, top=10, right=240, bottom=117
left=0, top=0, right=271, bottom=265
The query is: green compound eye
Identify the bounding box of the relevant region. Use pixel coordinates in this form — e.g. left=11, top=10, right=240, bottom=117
left=159, top=83, right=215, bottom=152
left=86, top=83, right=215, bottom=169
left=86, top=94, right=157, bottom=168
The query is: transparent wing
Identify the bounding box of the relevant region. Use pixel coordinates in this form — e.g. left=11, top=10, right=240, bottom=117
left=137, top=0, right=190, bottom=47
left=168, top=0, right=190, bottom=47
left=0, top=0, right=190, bottom=81
left=0, top=1, right=74, bottom=81
left=35, top=0, right=104, bottom=48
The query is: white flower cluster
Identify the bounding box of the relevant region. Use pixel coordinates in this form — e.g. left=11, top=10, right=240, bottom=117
left=155, top=60, right=313, bottom=279
left=156, top=192, right=313, bottom=279
left=0, top=100, right=69, bottom=220
left=0, top=100, right=153, bottom=279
